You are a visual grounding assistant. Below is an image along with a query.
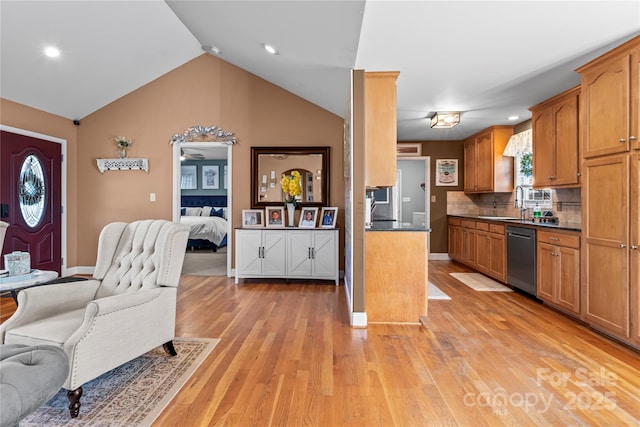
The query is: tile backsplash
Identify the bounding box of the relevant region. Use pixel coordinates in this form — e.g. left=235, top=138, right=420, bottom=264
left=447, top=188, right=581, bottom=224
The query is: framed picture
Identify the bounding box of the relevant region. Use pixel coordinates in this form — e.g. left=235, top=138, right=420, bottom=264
left=373, top=188, right=389, bottom=204
left=265, top=206, right=285, bottom=227
left=202, top=165, right=220, bottom=189
left=435, top=159, right=459, bottom=186
left=397, top=143, right=422, bottom=157
left=180, top=165, right=197, bottom=189
left=298, top=207, right=319, bottom=228
left=320, top=207, right=338, bottom=228
left=242, top=209, right=264, bottom=227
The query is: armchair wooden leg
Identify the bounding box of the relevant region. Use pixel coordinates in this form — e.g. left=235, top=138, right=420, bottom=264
left=163, top=340, right=177, bottom=356
left=67, top=386, right=83, bottom=418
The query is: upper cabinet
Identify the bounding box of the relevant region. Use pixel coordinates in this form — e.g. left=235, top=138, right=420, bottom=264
left=463, top=126, right=514, bottom=193
left=577, top=38, right=639, bottom=158
left=529, top=86, right=580, bottom=188
left=365, top=71, right=400, bottom=188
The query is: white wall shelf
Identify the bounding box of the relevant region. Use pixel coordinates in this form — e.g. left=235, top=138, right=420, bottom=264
left=97, top=158, right=149, bottom=173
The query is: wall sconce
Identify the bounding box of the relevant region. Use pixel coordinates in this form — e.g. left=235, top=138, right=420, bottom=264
left=430, top=112, right=460, bottom=129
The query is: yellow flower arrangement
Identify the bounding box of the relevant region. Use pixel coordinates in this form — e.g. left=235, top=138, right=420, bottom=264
left=280, top=170, right=302, bottom=204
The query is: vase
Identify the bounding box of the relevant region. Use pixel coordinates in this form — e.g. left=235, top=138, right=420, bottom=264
left=286, top=202, right=296, bottom=227
left=117, top=147, right=128, bottom=159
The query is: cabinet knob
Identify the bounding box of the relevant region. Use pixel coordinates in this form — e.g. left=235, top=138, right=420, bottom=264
left=630, top=136, right=637, bottom=141
left=620, top=244, right=627, bottom=249
left=619, top=138, right=626, bottom=143
left=631, top=245, right=638, bottom=250
left=549, top=237, right=559, bottom=241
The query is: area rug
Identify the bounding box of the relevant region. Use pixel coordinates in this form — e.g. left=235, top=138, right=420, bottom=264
left=449, top=272, right=513, bottom=292
left=428, top=282, right=451, bottom=300
left=20, top=337, right=220, bottom=427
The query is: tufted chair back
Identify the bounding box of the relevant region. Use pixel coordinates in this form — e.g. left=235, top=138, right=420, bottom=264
left=93, top=220, right=188, bottom=299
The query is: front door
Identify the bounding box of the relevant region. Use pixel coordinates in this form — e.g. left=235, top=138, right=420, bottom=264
left=0, top=130, right=62, bottom=273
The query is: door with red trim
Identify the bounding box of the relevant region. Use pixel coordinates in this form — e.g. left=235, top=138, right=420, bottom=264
left=0, top=130, right=62, bottom=273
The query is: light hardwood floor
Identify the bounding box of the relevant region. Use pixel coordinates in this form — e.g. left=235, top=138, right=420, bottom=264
left=1, top=260, right=639, bottom=426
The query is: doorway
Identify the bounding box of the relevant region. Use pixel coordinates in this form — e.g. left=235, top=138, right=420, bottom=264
left=172, top=142, right=233, bottom=277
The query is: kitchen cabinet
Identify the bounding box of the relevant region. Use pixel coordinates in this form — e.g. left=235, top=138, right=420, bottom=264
left=578, top=36, right=640, bottom=346
left=537, top=230, right=580, bottom=316
left=365, top=71, right=400, bottom=188
left=578, top=38, right=639, bottom=158
left=529, top=86, right=580, bottom=188
left=235, top=228, right=339, bottom=285
left=448, top=217, right=462, bottom=261
left=460, top=220, right=476, bottom=267
left=366, top=230, right=428, bottom=323
left=475, top=222, right=506, bottom=282
left=463, top=126, right=514, bottom=193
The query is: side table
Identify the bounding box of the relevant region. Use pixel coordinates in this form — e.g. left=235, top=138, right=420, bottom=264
left=0, top=270, right=59, bottom=304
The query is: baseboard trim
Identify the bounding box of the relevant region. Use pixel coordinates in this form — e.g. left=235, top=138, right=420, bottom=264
left=429, top=252, right=451, bottom=261
left=68, top=266, right=94, bottom=276
left=351, top=312, right=367, bottom=328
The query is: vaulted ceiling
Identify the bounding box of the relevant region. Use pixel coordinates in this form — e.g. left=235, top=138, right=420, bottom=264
left=1, top=1, right=639, bottom=141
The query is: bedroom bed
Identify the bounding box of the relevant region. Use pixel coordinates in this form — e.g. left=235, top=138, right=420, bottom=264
left=180, top=195, right=228, bottom=252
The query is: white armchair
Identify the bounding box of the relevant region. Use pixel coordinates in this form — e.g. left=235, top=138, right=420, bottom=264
left=0, top=219, right=190, bottom=418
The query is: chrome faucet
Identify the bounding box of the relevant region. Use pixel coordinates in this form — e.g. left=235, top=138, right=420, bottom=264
left=514, top=185, right=527, bottom=220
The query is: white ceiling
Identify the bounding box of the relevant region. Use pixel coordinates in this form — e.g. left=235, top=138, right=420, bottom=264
left=2, top=1, right=639, bottom=142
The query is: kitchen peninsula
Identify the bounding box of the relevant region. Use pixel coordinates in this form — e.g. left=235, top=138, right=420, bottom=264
left=365, top=221, right=431, bottom=324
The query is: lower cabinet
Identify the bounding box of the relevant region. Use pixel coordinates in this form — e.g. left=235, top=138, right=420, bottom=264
left=448, top=217, right=506, bottom=283
left=235, top=228, right=339, bottom=285
left=536, top=230, right=581, bottom=316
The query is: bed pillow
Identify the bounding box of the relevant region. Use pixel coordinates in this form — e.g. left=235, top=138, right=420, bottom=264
left=210, top=208, right=225, bottom=218
left=200, top=206, right=212, bottom=217
left=180, top=207, right=186, bottom=216
left=185, top=207, right=202, bottom=216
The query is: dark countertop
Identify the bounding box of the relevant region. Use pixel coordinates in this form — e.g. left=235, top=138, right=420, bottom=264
left=448, top=214, right=581, bottom=232
left=366, top=221, right=431, bottom=232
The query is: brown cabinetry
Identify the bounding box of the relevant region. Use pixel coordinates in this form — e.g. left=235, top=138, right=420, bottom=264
left=530, top=86, right=580, bottom=188
left=364, top=71, right=400, bottom=188
left=537, top=230, right=580, bottom=316
left=577, top=36, right=640, bottom=346
left=449, top=217, right=505, bottom=283
left=463, top=126, right=514, bottom=193
left=476, top=222, right=506, bottom=282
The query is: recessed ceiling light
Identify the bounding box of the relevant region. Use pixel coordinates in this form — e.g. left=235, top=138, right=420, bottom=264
left=44, top=46, right=60, bottom=58
left=508, top=115, right=519, bottom=121
left=262, top=43, right=279, bottom=55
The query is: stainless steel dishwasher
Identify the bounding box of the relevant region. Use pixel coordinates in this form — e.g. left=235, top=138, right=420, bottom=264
left=506, top=226, right=536, bottom=296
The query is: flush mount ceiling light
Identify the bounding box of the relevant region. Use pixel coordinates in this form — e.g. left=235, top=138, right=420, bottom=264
left=508, top=115, right=520, bottom=121
left=44, top=46, right=60, bottom=58
left=430, top=112, right=460, bottom=129
left=262, top=43, right=279, bottom=55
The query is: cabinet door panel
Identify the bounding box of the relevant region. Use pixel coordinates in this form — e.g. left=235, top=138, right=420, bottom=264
left=532, top=106, right=555, bottom=187
left=537, top=242, right=556, bottom=301
left=312, top=231, right=337, bottom=277
left=557, top=246, right=580, bottom=314
left=475, top=231, right=490, bottom=273
left=263, top=231, right=287, bottom=276
left=488, top=233, right=506, bottom=281
left=287, top=231, right=312, bottom=276
left=236, top=230, right=264, bottom=275
left=476, top=133, right=493, bottom=191
left=463, top=141, right=477, bottom=192
left=582, top=55, right=630, bottom=157
left=554, top=95, right=580, bottom=185
left=630, top=154, right=640, bottom=345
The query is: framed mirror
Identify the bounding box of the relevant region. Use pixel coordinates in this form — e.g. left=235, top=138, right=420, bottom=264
left=251, top=146, right=330, bottom=209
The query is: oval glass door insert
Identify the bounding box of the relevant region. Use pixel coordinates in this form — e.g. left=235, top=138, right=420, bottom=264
left=19, top=154, right=46, bottom=228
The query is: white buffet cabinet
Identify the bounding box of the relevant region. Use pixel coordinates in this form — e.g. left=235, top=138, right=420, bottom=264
left=235, top=228, right=339, bottom=285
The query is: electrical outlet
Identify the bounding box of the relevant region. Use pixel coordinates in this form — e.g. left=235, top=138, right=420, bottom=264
left=431, top=195, right=436, bottom=203
left=150, top=193, right=156, bottom=202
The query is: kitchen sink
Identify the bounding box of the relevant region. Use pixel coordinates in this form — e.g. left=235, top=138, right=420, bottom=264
left=477, top=216, right=521, bottom=220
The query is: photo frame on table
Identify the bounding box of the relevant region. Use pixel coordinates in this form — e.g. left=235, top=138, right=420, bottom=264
left=180, top=165, right=197, bottom=190
left=298, top=207, right=319, bottom=228
left=202, top=165, right=220, bottom=189
left=242, top=209, right=264, bottom=227
left=265, top=206, right=285, bottom=228
left=435, top=159, right=459, bottom=186
left=320, top=207, right=338, bottom=228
